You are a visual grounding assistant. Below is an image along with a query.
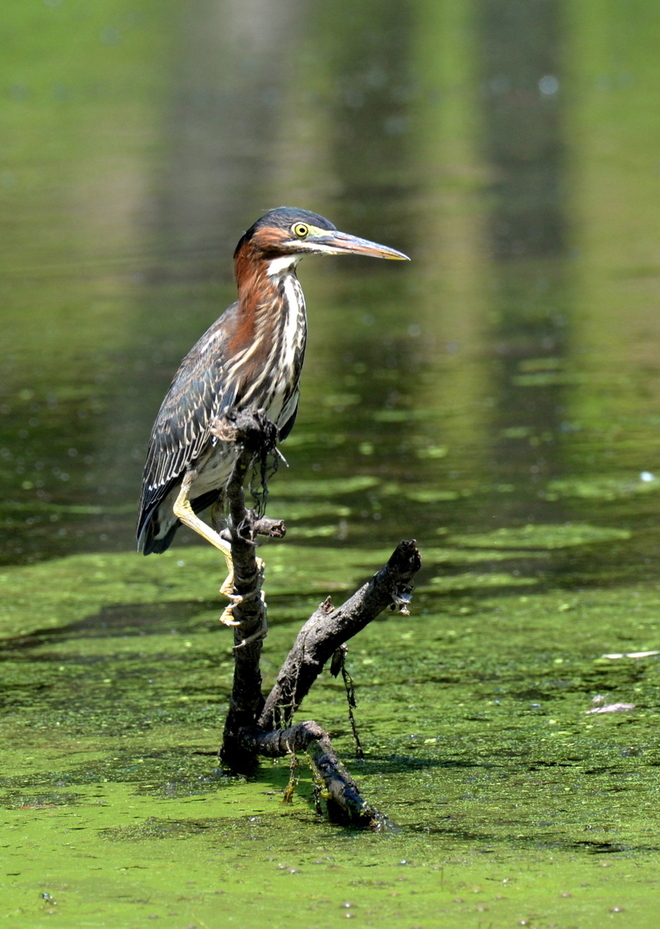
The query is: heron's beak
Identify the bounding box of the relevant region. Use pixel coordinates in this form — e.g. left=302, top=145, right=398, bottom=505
left=311, top=230, right=409, bottom=261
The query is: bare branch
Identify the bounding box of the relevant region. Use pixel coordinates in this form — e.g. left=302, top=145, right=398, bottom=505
left=216, top=409, right=276, bottom=771
left=259, top=540, right=421, bottom=731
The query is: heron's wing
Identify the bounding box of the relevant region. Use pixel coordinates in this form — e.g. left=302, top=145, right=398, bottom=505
left=137, top=307, right=238, bottom=538
left=277, top=393, right=299, bottom=442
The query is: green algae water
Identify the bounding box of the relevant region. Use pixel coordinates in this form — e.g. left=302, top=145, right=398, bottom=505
left=3, top=0, right=660, bottom=926
left=4, top=541, right=660, bottom=926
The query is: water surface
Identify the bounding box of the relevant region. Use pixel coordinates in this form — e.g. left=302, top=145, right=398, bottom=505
left=2, top=1, right=660, bottom=926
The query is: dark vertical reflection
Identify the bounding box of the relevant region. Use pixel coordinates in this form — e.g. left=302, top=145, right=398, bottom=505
left=303, top=0, right=418, bottom=491
left=103, top=0, right=310, bottom=512
left=323, top=0, right=414, bottom=246
left=478, top=0, right=570, bottom=524
left=157, top=0, right=305, bottom=282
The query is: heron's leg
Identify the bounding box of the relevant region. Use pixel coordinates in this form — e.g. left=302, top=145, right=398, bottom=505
left=172, top=472, right=239, bottom=625
left=208, top=497, right=237, bottom=597
left=210, top=496, right=266, bottom=595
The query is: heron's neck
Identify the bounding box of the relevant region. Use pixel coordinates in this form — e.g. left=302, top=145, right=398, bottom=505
left=235, top=246, right=300, bottom=298
left=231, top=252, right=307, bottom=360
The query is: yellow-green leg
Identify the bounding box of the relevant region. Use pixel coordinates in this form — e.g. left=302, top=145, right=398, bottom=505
left=172, top=471, right=240, bottom=626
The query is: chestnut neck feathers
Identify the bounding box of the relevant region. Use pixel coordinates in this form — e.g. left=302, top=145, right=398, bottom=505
left=227, top=232, right=307, bottom=385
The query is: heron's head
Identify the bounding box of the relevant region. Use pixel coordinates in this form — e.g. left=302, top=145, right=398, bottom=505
left=234, top=207, right=409, bottom=274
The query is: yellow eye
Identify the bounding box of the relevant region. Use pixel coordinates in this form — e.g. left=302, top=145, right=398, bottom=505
left=292, top=222, right=309, bottom=238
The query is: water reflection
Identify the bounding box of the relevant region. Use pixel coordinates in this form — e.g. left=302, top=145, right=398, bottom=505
left=321, top=0, right=414, bottom=244
left=158, top=0, right=307, bottom=281
left=478, top=0, right=570, bottom=524
left=479, top=0, right=565, bottom=260
left=1, top=0, right=659, bottom=572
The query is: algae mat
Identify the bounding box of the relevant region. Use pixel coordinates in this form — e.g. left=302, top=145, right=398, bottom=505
left=2, top=540, right=660, bottom=928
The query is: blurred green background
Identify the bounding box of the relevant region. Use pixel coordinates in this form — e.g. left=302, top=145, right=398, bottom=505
left=2, top=0, right=660, bottom=565
left=3, top=2, right=660, bottom=927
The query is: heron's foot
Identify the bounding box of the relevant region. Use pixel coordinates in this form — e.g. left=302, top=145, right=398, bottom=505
left=219, top=555, right=264, bottom=596
left=218, top=578, right=240, bottom=626
left=219, top=590, right=268, bottom=645
left=220, top=595, right=243, bottom=626
left=218, top=555, right=266, bottom=635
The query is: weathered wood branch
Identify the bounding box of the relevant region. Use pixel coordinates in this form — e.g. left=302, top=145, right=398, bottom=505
left=213, top=410, right=276, bottom=772
left=213, top=409, right=422, bottom=826
left=237, top=721, right=391, bottom=828
left=259, top=539, right=421, bottom=731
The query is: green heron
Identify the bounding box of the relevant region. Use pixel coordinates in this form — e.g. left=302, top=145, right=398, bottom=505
left=137, top=207, right=408, bottom=613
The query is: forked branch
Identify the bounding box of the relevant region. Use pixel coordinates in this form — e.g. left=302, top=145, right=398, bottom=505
left=214, top=409, right=422, bottom=827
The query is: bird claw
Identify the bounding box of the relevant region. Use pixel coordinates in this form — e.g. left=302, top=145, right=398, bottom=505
left=219, top=602, right=241, bottom=626
left=220, top=590, right=268, bottom=645
left=218, top=556, right=266, bottom=633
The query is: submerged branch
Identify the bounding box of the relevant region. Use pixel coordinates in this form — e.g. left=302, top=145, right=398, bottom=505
left=237, top=721, right=392, bottom=828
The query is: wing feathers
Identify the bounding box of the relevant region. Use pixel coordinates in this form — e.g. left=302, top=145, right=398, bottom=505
left=137, top=309, right=237, bottom=536
left=137, top=271, right=308, bottom=550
